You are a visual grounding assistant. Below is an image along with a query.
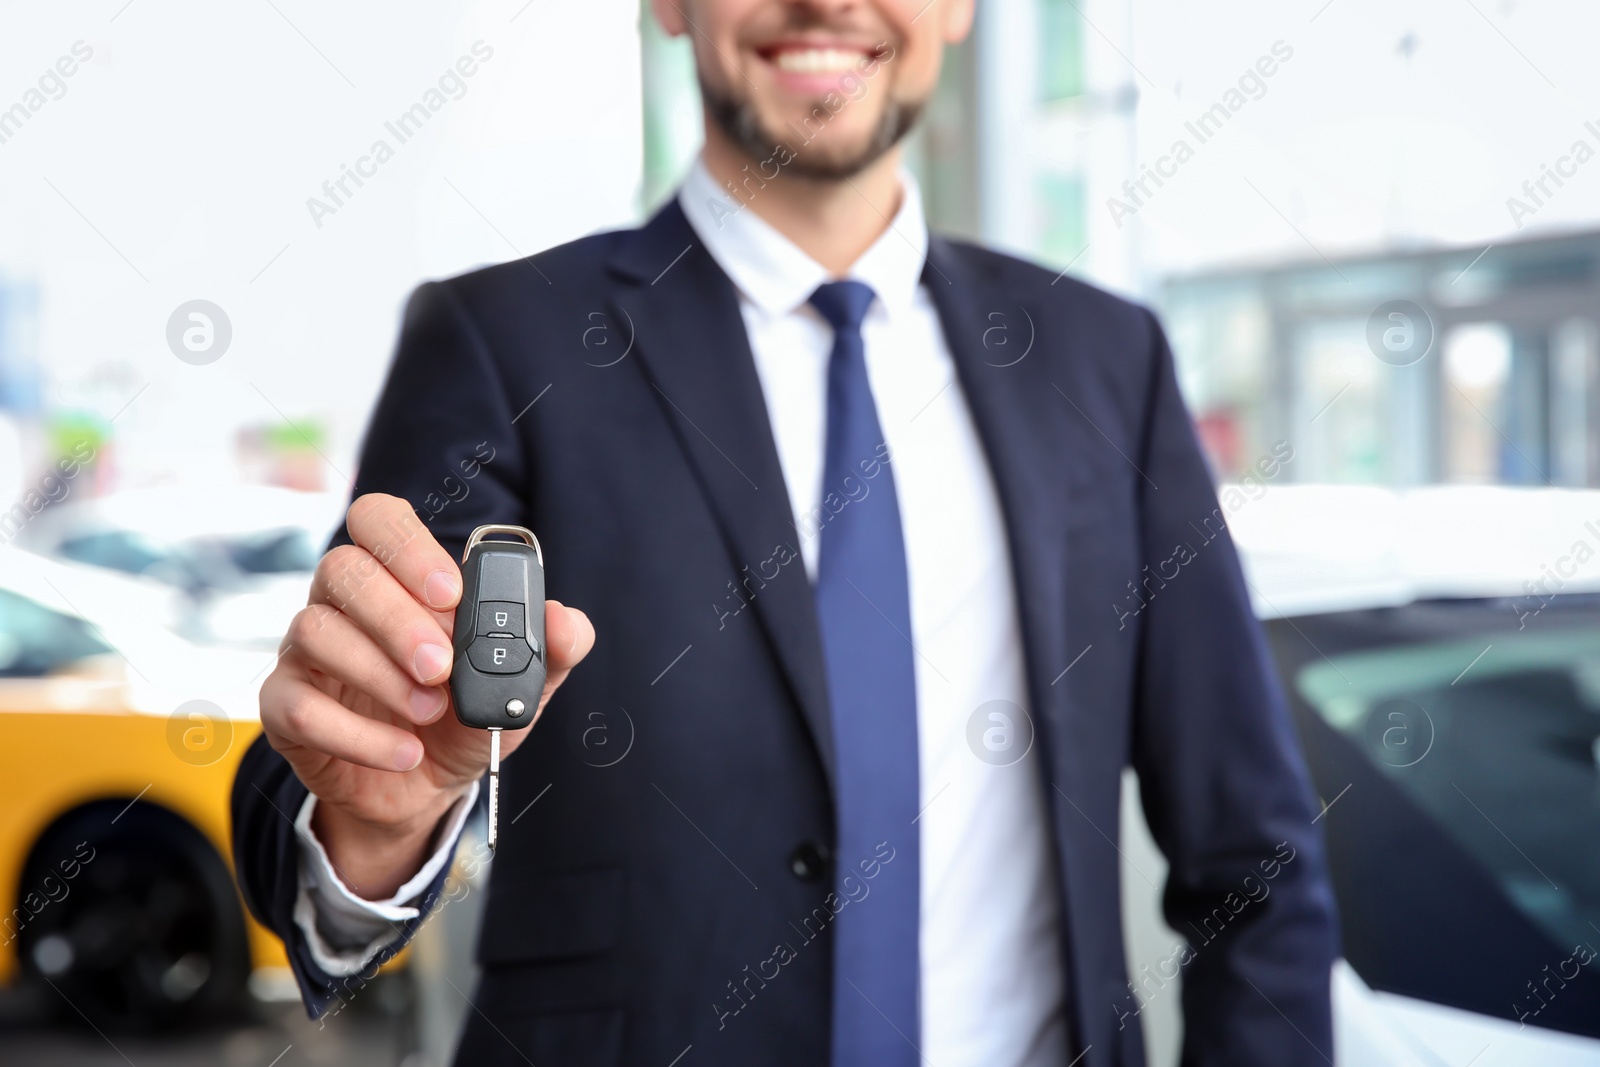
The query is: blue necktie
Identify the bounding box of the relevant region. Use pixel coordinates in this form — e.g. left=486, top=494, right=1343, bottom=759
left=809, top=280, right=920, bottom=1066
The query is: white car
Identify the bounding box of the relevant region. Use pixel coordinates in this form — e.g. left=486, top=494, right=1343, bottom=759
left=16, top=485, right=344, bottom=649
left=0, top=540, right=276, bottom=709
left=1120, top=485, right=1600, bottom=1066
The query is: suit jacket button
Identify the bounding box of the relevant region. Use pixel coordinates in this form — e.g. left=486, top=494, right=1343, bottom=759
left=789, top=841, right=828, bottom=881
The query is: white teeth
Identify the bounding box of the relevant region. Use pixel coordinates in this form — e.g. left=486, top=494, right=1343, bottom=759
left=773, top=48, right=863, bottom=74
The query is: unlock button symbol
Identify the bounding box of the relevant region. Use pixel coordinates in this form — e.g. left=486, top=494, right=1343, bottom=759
left=468, top=635, right=533, bottom=675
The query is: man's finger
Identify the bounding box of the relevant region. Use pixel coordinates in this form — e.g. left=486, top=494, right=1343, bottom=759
left=261, top=671, right=425, bottom=773
left=286, top=604, right=451, bottom=726
left=310, top=546, right=455, bottom=686
left=545, top=601, right=595, bottom=671
left=540, top=601, right=595, bottom=713
left=345, top=492, right=462, bottom=610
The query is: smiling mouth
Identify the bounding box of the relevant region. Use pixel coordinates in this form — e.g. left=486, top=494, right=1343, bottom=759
left=754, top=40, right=890, bottom=86
left=770, top=46, right=872, bottom=73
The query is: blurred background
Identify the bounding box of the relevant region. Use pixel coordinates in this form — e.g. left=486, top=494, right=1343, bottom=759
left=2, top=0, right=1599, bottom=1064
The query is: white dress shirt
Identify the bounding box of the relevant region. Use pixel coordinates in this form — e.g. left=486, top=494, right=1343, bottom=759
left=297, top=157, right=1067, bottom=1066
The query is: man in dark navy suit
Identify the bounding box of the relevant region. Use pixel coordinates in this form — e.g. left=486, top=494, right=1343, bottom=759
left=232, top=1, right=1339, bottom=1064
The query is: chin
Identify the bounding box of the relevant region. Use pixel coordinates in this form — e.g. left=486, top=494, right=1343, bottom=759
left=702, top=69, right=925, bottom=182
left=773, top=116, right=880, bottom=157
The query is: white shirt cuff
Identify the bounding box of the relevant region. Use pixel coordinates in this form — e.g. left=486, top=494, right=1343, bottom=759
left=291, top=780, right=479, bottom=977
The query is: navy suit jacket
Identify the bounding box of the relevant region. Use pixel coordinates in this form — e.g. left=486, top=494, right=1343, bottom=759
left=231, top=198, right=1339, bottom=1066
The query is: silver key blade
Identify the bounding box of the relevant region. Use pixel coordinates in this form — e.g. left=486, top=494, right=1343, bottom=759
left=488, top=728, right=501, bottom=852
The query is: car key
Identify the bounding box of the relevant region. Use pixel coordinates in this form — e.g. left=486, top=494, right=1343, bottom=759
left=450, top=524, right=547, bottom=851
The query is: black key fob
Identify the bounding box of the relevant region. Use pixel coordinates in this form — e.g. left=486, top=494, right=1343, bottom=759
left=451, top=524, right=547, bottom=731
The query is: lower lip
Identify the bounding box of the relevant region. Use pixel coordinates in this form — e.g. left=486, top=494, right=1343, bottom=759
left=763, top=56, right=875, bottom=96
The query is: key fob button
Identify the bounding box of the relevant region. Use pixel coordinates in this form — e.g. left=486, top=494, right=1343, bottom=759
left=467, top=636, right=534, bottom=675
left=476, top=601, right=525, bottom=638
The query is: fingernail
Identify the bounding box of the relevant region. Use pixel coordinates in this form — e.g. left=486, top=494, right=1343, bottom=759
left=410, top=687, right=446, bottom=723
left=414, top=642, right=450, bottom=682
left=394, top=739, right=423, bottom=772
left=423, top=569, right=460, bottom=609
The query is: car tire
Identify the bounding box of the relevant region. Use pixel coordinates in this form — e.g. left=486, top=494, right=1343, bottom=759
left=15, top=798, right=250, bottom=1032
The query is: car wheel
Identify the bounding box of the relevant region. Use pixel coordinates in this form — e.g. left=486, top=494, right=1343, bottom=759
left=15, top=799, right=250, bottom=1031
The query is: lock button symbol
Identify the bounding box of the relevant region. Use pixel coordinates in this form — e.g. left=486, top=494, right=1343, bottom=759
left=476, top=601, right=526, bottom=638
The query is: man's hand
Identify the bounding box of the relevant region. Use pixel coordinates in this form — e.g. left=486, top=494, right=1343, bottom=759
left=259, top=493, right=594, bottom=899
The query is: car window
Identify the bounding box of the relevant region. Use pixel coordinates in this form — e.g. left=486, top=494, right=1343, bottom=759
left=1295, top=628, right=1600, bottom=955
left=59, top=530, right=171, bottom=576
left=223, top=528, right=318, bottom=575
left=0, top=587, right=115, bottom=676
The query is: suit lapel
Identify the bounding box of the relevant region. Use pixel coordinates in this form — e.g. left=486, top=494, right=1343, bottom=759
left=607, top=200, right=835, bottom=786
left=601, top=213, right=1089, bottom=794
left=921, top=238, right=1077, bottom=729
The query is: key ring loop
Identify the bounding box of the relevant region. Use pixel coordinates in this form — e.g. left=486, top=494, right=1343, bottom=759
left=462, top=524, right=544, bottom=568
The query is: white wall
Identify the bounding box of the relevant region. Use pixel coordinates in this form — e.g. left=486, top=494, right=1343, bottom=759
left=1122, top=0, right=1600, bottom=277
left=0, top=0, right=644, bottom=490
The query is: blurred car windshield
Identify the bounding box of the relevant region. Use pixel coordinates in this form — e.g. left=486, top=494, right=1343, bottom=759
left=57, top=527, right=318, bottom=586
left=0, top=588, right=114, bottom=677
left=58, top=530, right=171, bottom=577
left=1295, top=625, right=1600, bottom=954
left=220, top=528, right=318, bottom=575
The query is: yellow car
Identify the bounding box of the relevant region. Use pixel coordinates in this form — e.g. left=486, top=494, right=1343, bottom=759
left=0, top=544, right=290, bottom=1029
